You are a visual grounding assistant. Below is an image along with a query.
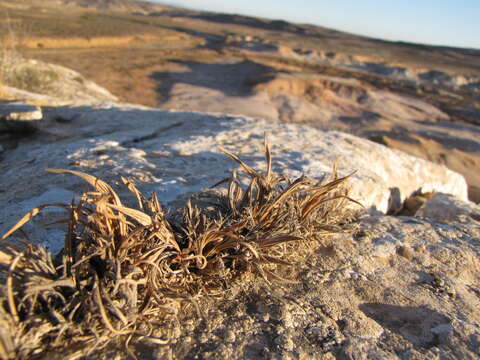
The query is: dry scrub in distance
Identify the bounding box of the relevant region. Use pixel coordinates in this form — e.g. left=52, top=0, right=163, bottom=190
left=0, top=138, right=359, bottom=359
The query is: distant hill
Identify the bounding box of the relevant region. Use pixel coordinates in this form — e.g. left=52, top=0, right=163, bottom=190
left=61, top=0, right=171, bottom=13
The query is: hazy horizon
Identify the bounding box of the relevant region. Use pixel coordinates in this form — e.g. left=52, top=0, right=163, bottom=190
left=155, top=0, right=480, bottom=49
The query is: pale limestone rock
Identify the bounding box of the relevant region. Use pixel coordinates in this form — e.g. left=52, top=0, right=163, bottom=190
left=4, top=59, right=117, bottom=102
left=416, top=192, right=480, bottom=221
left=0, top=103, right=468, bottom=251
left=0, top=103, right=478, bottom=359
left=168, top=215, right=480, bottom=359
left=0, top=101, right=42, bottom=132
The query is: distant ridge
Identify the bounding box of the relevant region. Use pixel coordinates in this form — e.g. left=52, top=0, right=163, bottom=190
left=61, top=0, right=171, bottom=13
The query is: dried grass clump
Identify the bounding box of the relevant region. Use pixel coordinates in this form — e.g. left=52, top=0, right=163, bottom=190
left=0, top=14, right=25, bottom=98
left=0, top=138, right=358, bottom=359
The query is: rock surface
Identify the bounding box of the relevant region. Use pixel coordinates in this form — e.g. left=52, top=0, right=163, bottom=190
left=0, top=101, right=43, bottom=132
left=0, top=103, right=478, bottom=359
left=416, top=192, right=480, bottom=221
left=0, top=103, right=467, bottom=248
left=152, top=58, right=480, bottom=202
left=3, top=59, right=118, bottom=102
left=161, top=215, right=480, bottom=360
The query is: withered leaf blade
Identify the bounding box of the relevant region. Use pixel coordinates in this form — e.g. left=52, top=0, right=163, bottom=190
left=258, top=234, right=303, bottom=248
left=121, top=176, right=146, bottom=210
left=0, top=134, right=358, bottom=359
left=107, top=204, right=152, bottom=226
left=46, top=168, right=123, bottom=206
left=264, top=134, right=272, bottom=181
left=218, top=146, right=258, bottom=178
left=1, top=203, right=68, bottom=240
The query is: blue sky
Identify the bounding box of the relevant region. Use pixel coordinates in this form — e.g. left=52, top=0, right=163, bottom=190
left=156, top=0, right=480, bottom=49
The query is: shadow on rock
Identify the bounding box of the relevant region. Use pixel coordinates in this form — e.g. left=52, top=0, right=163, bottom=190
left=338, top=111, right=381, bottom=127
left=150, top=59, right=278, bottom=102
left=359, top=303, right=451, bottom=348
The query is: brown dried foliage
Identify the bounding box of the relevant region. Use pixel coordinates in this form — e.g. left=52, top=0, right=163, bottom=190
left=0, top=138, right=358, bottom=359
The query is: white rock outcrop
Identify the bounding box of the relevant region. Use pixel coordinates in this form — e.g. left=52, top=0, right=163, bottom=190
left=4, top=59, right=118, bottom=102
left=0, top=103, right=478, bottom=359
left=0, top=103, right=468, bottom=249
left=416, top=192, right=480, bottom=221
left=0, top=101, right=42, bottom=132
left=169, top=214, right=480, bottom=360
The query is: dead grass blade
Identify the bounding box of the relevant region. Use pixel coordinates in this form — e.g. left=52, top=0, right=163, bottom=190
left=6, top=253, right=22, bottom=323
left=0, top=250, right=12, bottom=265
left=1, top=203, right=68, bottom=240
left=218, top=146, right=258, bottom=178
left=94, top=280, right=131, bottom=336
left=0, top=135, right=359, bottom=359
left=264, top=135, right=272, bottom=182
left=107, top=204, right=152, bottom=227
left=258, top=177, right=310, bottom=224
left=46, top=169, right=120, bottom=204
left=258, top=235, right=303, bottom=248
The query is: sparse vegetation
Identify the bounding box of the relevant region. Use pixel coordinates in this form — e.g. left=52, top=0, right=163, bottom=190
left=0, top=13, right=61, bottom=95
left=0, top=15, right=23, bottom=97
left=0, top=8, right=177, bottom=39
left=0, top=139, right=357, bottom=358
left=0, top=14, right=63, bottom=95
left=5, top=65, right=59, bottom=93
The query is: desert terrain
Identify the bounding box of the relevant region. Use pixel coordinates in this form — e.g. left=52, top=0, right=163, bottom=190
left=0, top=1, right=480, bottom=359
left=1, top=0, right=479, bottom=203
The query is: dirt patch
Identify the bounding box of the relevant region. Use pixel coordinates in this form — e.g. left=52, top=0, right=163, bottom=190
left=22, top=33, right=184, bottom=49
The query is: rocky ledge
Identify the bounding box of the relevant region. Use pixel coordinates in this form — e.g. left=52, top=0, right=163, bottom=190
left=0, top=102, right=478, bottom=359
left=0, top=101, right=42, bottom=133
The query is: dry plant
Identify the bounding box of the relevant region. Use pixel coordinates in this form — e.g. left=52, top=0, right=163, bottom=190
left=0, top=14, right=24, bottom=97
left=0, top=138, right=359, bottom=359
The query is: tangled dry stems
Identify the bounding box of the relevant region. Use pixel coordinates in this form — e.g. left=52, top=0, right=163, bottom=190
left=0, top=138, right=358, bottom=359
left=0, top=14, right=25, bottom=97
